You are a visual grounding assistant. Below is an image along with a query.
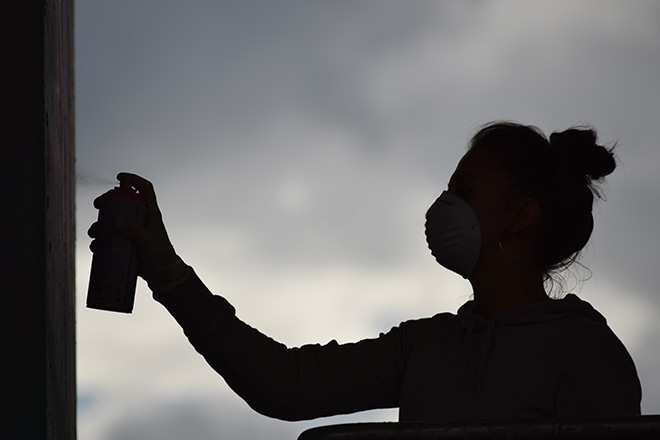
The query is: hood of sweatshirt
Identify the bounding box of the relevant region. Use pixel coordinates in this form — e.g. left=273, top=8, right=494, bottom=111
left=457, top=294, right=607, bottom=330
left=454, top=294, right=607, bottom=393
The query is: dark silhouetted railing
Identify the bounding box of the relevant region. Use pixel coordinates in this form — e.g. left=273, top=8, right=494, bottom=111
left=298, top=415, right=660, bottom=439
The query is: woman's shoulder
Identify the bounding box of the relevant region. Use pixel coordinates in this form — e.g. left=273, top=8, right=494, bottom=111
left=384, top=311, right=463, bottom=350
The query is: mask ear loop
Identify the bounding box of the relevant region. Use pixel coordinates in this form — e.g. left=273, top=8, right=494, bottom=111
left=466, top=188, right=526, bottom=261
left=472, top=188, right=521, bottom=228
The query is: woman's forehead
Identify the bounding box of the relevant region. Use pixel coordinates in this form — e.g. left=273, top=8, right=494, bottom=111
left=452, top=148, right=511, bottom=182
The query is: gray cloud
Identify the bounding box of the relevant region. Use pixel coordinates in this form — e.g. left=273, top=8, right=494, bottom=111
left=76, top=1, right=660, bottom=438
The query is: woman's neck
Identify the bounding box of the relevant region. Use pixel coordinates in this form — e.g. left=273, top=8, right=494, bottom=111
left=469, top=264, right=548, bottom=319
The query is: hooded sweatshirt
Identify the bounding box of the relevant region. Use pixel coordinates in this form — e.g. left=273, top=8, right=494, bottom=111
left=155, top=268, right=641, bottom=422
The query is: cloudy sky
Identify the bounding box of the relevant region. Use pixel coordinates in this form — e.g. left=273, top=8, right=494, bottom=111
left=75, top=1, right=660, bottom=439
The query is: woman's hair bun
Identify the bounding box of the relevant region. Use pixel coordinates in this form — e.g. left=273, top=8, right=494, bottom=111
left=549, top=127, right=616, bottom=180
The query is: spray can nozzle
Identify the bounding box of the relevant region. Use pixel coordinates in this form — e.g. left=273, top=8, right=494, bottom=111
left=118, top=180, right=134, bottom=192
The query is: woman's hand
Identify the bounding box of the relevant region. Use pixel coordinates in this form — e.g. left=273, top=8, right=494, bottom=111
left=88, top=172, right=189, bottom=293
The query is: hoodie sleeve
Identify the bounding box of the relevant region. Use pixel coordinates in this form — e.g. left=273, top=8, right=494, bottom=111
left=153, top=268, right=404, bottom=421
left=555, top=326, right=642, bottom=418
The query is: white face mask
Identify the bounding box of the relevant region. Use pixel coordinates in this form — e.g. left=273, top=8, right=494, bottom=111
left=424, top=191, right=481, bottom=279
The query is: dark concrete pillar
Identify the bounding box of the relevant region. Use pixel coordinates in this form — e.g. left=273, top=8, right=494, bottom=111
left=2, top=1, right=75, bottom=439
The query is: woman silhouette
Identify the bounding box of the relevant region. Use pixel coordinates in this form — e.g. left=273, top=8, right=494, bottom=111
left=89, top=121, right=641, bottom=422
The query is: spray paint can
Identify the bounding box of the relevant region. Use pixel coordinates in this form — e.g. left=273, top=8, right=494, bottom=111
left=86, top=181, right=146, bottom=313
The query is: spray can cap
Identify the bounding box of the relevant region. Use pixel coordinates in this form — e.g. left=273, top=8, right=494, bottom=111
left=106, top=180, right=146, bottom=202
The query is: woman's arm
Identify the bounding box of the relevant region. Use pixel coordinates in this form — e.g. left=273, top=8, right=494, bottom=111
left=155, top=268, right=404, bottom=421
left=89, top=173, right=404, bottom=421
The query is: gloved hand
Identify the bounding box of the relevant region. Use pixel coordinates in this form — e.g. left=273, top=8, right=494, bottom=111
left=88, top=172, right=190, bottom=294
